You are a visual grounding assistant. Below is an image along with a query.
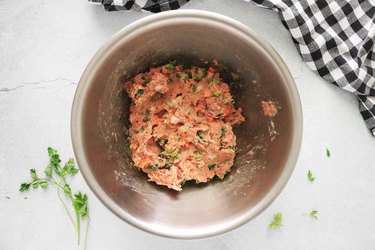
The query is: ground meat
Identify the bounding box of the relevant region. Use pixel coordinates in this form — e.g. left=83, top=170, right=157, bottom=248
left=124, top=64, right=245, bottom=191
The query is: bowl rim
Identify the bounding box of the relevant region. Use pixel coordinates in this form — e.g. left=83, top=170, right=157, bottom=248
left=71, top=9, right=303, bottom=239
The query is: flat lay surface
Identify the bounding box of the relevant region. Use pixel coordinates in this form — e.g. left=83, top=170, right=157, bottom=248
left=0, top=0, right=374, bottom=249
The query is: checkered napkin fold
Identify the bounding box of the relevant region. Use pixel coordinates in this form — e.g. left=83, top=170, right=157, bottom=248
left=90, top=0, right=375, bottom=136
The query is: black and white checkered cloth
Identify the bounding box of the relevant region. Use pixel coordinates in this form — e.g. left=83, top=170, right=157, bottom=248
left=89, top=0, right=190, bottom=12
left=91, top=0, right=375, bottom=136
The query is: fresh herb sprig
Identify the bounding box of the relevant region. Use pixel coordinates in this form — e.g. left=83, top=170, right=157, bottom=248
left=310, top=210, right=318, bottom=220
left=326, top=148, right=331, bottom=158
left=20, top=147, right=89, bottom=249
left=307, top=170, right=315, bottom=182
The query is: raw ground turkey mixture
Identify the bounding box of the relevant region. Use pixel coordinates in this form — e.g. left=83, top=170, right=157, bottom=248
left=125, top=64, right=245, bottom=191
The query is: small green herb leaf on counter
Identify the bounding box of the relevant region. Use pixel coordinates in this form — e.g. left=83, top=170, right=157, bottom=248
left=307, top=170, right=315, bottom=182
left=310, top=210, right=318, bottom=220
left=19, top=147, right=89, bottom=250
left=326, top=148, right=331, bottom=158
left=269, top=213, right=283, bottom=229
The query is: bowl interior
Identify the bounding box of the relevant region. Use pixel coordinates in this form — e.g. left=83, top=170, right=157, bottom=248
left=74, top=12, right=300, bottom=238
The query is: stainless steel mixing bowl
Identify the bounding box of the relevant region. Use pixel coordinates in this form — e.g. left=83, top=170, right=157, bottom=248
left=71, top=10, right=302, bottom=239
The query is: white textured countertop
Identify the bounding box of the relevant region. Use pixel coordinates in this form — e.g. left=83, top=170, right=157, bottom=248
left=1, top=1, right=374, bottom=249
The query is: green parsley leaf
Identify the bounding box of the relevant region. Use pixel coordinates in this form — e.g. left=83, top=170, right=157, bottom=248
left=310, top=210, right=318, bottom=220
left=135, top=88, right=144, bottom=98
left=192, top=85, right=197, bottom=93
left=208, top=164, right=216, bottom=170
left=165, top=63, right=175, bottom=70
left=48, top=147, right=62, bottom=176
left=326, top=148, right=330, bottom=158
left=44, top=165, right=52, bottom=177
left=212, top=76, right=220, bottom=84
left=39, top=181, right=48, bottom=188
left=30, top=169, right=38, bottom=179
left=194, top=151, right=202, bottom=160
left=63, top=184, right=72, bottom=196
left=147, top=164, right=159, bottom=172
left=269, top=213, right=283, bottom=229
left=159, top=150, right=181, bottom=161
left=180, top=72, right=188, bottom=80
left=307, top=170, right=315, bottom=182
left=180, top=179, right=187, bottom=186
left=224, top=97, right=234, bottom=104
left=19, top=182, right=31, bottom=192
left=213, top=90, right=222, bottom=97
left=32, top=182, right=39, bottom=189
left=145, top=109, right=150, bottom=122
left=63, top=158, right=79, bottom=177
left=202, top=68, right=208, bottom=77
left=19, top=147, right=90, bottom=248
left=73, top=192, right=89, bottom=219
left=164, top=162, right=173, bottom=169
left=194, top=76, right=202, bottom=82
left=220, top=127, right=226, bottom=138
